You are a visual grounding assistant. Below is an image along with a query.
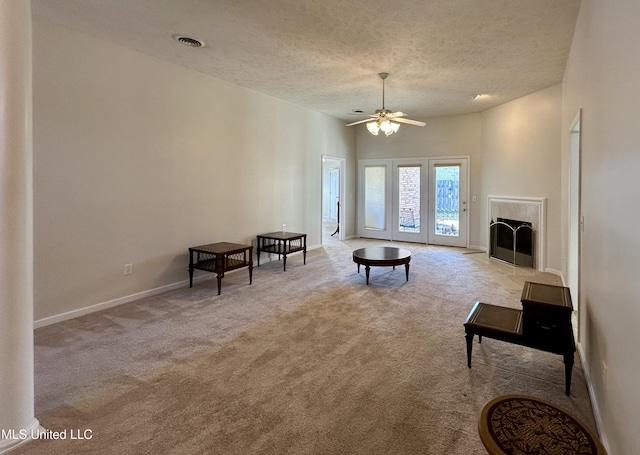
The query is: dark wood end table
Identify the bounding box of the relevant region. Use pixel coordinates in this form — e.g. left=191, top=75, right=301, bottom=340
left=256, top=232, right=307, bottom=271
left=464, top=296, right=576, bottom=396
left=520, top=280, right=574, bottom=351
left=188, top=242, right=253, bottom=295
left=352, top=246, right=411, bottom=285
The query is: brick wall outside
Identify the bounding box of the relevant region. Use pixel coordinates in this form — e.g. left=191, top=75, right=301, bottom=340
left=399, top=167, right=420, bottom=229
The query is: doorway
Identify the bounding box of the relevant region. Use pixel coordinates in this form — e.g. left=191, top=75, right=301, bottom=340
left=322, top=156, right=345, bottom=241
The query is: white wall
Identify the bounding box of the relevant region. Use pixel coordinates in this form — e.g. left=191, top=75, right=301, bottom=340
left=562, top=1, right=640, bottom=453
left=480, top=85, right=563, bottom=273
left=33, top=18, right=356, bottom=321
left=354, top=88, right=563, bottom=270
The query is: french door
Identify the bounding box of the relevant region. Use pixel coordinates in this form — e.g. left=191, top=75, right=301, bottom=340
left=427, top=159, right=468, bottom=247
left=359, top=159, right=427, bottom=242
left=359, top=160, right=394, bottom=240
left=393, top=160, right=427, bottom=242
left=358, top=158, right=468, bottom=246
left=358, top=159, right=427, bottom=242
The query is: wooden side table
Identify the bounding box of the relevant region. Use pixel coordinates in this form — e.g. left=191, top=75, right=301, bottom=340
left=520, top=281, right=574, bottom=352
left=188, top=242, right=253, bottom=295
left=464, top=298, right=575, bottom=396
left=479, top=395, right=607, bottom=454
left=256, top=232, right=307, bottom=271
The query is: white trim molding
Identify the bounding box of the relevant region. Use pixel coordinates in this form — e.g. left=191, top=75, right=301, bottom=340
left=34, top=244, right=324, bottom=329
left=0, top=420, right=42, bottom=455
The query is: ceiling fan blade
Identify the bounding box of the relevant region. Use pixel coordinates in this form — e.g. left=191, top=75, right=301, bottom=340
left=393, top=117, right=426, bottom=127
left=386, top=111, right=407, bottom=118
left=346, top=118, right=376, bottom=127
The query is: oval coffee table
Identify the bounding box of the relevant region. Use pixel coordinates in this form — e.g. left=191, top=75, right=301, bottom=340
left=352, top=246, right=411, bottom=285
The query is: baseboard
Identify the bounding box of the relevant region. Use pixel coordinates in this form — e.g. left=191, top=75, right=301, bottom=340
left=34, top=245, right=324, bottom=329
left=558, top=272, right=568, bottom=287
left=576, top=342, right=609, bottom=451
left=33, top=276, right=212, bottom=329
left=467, top=244, right=487, bottom=252
left=545, top=267, right=563, bottom=278
left=0, top=419, right=42, bottom=455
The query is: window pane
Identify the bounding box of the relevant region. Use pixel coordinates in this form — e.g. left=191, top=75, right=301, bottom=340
left=398, top=166, right=420, bottom=233
left=364, top=166, right=386, bottom=230
left=435, top=166, right=459, bottom=236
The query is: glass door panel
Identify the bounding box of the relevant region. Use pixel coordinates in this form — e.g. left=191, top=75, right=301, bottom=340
left=358, top=161, right=392, bottom=239
left=393, top=162, right=427, bottom=242
left=434, top=165, right=460, bottom=237
left=364, top=166, right=386, bottom=230
left=398, top=166, right=420, bottom=233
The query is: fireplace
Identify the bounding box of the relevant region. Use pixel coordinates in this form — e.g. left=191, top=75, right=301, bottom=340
left=488, top=196, right=545, bottom=271
left=490, top=217, right=534, bottom=267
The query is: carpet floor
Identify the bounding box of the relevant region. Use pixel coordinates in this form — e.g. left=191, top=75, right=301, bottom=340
left=15, top=235, right=597, bottom=454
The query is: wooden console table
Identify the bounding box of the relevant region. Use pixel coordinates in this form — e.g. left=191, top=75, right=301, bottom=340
left=464, top=281, right=575, bottom=395
left=256, top=232, right=307, bottom=271
left=188, top=242, right=253, bottom=295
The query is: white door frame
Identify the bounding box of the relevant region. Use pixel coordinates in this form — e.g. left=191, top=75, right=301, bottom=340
left=568, top=110, right=582, bottom=329
left=358, top=157, right=468, bottom=244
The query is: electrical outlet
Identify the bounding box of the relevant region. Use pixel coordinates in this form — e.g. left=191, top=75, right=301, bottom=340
left=123, top=263, right=134, bottom=275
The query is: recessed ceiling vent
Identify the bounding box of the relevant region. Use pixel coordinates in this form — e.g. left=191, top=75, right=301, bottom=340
left=172, top=34, right=205, bottom=48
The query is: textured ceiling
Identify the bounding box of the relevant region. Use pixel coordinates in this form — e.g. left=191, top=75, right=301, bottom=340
left=31, top=0, right=581, bottom=122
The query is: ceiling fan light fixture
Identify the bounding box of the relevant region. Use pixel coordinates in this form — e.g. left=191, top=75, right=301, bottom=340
left=347, top=73, right=424, bottom=136
left=383, top=122, right=400, bottom=137
left=368, top=119, right=400, bottom=137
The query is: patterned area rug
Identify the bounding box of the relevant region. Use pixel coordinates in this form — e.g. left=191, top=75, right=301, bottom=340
left=481, top=395, right=606, bottom=454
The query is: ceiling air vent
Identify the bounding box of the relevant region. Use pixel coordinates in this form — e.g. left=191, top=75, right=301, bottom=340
left=172, top=34, right=205, bottom=48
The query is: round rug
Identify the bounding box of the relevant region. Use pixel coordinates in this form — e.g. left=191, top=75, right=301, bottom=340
left=479, top=395, right=606, bottom=455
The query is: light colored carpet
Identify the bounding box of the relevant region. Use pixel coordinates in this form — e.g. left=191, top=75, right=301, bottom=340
left=16, top=236, right=597, bottom=454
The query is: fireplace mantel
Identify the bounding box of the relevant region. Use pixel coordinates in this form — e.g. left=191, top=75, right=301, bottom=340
left=488, top=196, right=546, bottom=271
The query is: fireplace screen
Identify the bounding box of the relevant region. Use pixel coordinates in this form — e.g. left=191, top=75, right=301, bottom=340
left=490, top=218, right=534, bottom=267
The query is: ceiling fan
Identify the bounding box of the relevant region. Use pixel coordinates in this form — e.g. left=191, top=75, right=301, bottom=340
left=346, top=73, right=426, bottom=136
